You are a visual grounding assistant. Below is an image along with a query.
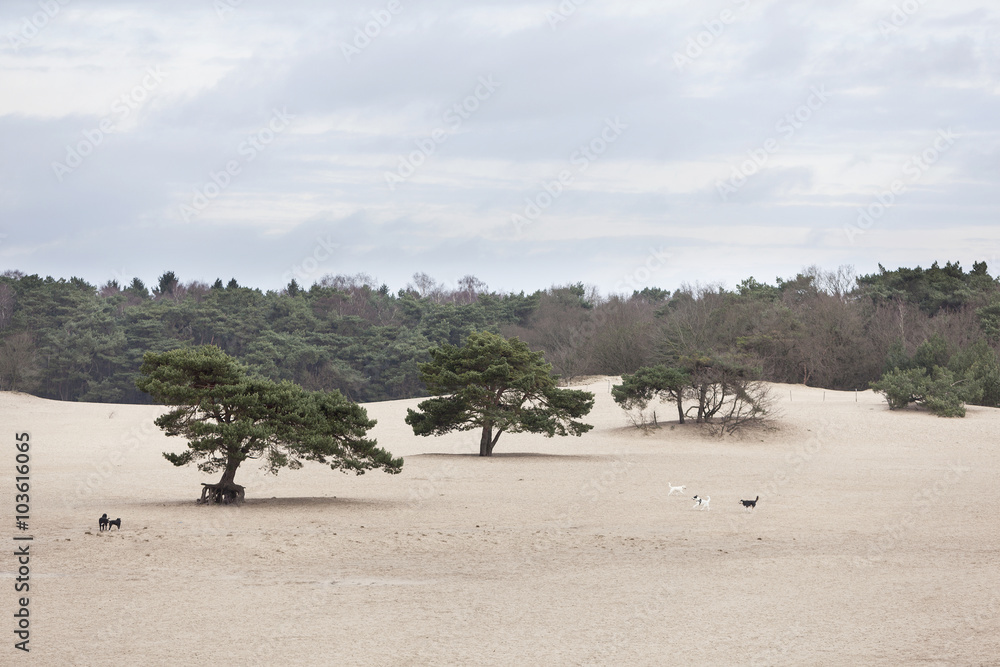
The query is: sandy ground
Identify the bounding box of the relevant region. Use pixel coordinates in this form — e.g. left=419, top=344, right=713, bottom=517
left=1, top=379, right=998, bottom=666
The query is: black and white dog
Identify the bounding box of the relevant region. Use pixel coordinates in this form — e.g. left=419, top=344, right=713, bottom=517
left=740, top=496, right=759, bottom=512
left=99, top=513, right=109, bottom=531
left=692, top=495, right=710, bottom=511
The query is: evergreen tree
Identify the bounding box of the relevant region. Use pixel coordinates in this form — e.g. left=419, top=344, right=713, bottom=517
left=405, top=331, right=594, bottom=456
left=612, top=365, right=691, bottom=424
left=136, top=345, right=401, bottom=502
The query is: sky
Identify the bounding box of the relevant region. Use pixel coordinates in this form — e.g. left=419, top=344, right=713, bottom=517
left=1, top=0, right=998, bottom=295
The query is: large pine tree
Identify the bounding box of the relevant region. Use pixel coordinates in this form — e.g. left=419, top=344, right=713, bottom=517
left=136, top=345, right=401, bottom=502
left=405, top=331, right=594, bottom=456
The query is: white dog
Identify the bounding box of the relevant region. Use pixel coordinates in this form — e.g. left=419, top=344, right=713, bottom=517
left=667, top=483, right=686, bottom=495
left=692, top=495, right=710, bottom=511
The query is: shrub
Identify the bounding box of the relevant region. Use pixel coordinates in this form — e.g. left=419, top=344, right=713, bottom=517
left=870, top=367, right=926, bottom=410
left=871, top=366, right=971, bottom=417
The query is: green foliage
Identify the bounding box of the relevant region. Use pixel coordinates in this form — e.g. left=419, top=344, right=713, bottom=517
left=405, top=331, right=594, bottom=456
left=156, top=271, right=178, bottom=298
left=911, top=334, right=951, bottom=373
left=3, top=263, right=1000, bottom=414
left=737, top=277, right=781, bottom=301
left=136, top=345, right=401, bottom=494
left=615, top=357, right=771, bottom=433
left=632, top=287, right=670, bottom=302
left=127, top=277, right=149, bottom=298
left=857, top=261, right=992, bottom=314
left=0, top=271, right=539, bottom=404
left=948, top=339, right=1000, bottom=407
left=870, top=366, right=971, bottom=417
left=976, top=299, right=1000, bottom=342
left=612, top=365, right=690, bottom=424
left=922, top=368, right=968, bottom=417
left=883, top=340, right=910, bottom=374
left=679, top=353, right=765, bottom=424
left=871, top=367, right=928, bottom=410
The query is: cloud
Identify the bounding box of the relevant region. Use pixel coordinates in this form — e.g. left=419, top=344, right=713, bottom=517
left=1, top=0, right=997, bottom=293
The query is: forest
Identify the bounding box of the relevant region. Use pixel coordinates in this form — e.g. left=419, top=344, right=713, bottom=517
left=1, top=261, right=999, bottom=409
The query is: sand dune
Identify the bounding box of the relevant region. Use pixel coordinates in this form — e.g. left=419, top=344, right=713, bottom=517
left=1, top=380, right=998, bottom=665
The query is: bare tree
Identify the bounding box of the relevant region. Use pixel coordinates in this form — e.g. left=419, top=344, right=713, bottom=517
left=716, top=379, right=774, bottom=436
left=408, top=272, right=446, bottom=302
left=455, top=275, right=487, bottom=305
left=0, top=332, right=38, bottom=392
left=0, top=282, right=15, bottom=331
left=658, top=283, right=731, bottom=361
left=185, top=281, right=211, bottom=302
left=587, top=297, right=657, bottom=375
left=811, top=264, right=857, bottom=300
left=503, top=287, right=594, bottom=380
left=318, top=273, right=378, bottom=291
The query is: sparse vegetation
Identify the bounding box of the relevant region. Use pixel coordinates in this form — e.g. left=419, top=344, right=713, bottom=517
left=613, top=356, right=773, bottom=434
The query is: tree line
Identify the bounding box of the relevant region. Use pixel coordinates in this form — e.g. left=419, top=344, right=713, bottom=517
left=3, top=261, right=1000, bottom=412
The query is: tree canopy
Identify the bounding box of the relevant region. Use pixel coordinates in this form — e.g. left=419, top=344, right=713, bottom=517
left=136, top=345, right=401, bottom=502
left=404, top=331, right=595, bottom=456
left=4, top=263, right=1000, bottom=414
left=612, top=365, right=691, bottom=424
left=613, top=356, right=771, bottom=433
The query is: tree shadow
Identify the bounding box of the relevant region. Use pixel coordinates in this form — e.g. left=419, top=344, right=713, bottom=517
left=134, top=496, right=402, bottom=509
left=409, top=452, right=605, bottom=461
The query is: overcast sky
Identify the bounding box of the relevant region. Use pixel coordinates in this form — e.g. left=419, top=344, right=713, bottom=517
left=1, top=0, right=997, bottom=295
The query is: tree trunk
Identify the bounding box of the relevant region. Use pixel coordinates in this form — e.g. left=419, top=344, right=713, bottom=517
left=218, top=457, right=240, bottom=487
left=479, top=423, right=503, bottom=457
left=480, top=424, right=493, bottom=457
left=675, top=393, right=685, bottom=424
left=198, top=456, right=245, bottom=504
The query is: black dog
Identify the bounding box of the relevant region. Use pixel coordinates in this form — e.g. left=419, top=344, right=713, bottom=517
left=107, top=518, right=121, bottom=530
left=99, top=513, right=109, bottom=531
left=740, top=496, right=759, bottom=511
